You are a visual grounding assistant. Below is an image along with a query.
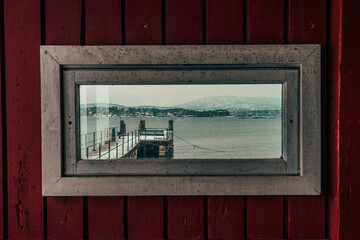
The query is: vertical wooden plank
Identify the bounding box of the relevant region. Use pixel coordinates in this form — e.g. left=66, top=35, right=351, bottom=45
left=207, top=0, right=243, bottom=44
left=85, top=0, right=122, bottom=45
left=45, top=1, right=84, bottom=239
left=247, top=0, right=284, bottom=44
left=125, top=0, right=162, bottom=45
left=167, top=197, right=204, bottom=239
left=246, top=1, right=284, bottom=239
left=87, top=197, right=124, bottom=239
left=4, top=0, right=43, bottom=239
left=338, top=0, right=360, bottom=239
left=85, top=1, right=125, bottom=239
left=166, top=0, right=203, bottom=44
left=328, top=0, right=342, bottom=239
left=47, top=198, right=83, bottom=239
left=127, top=197, right=163, bottom=239
left=247, top=197, right=283, bottom=239
left=0, top=0, right=4, bottom=237
left=207, top=197, right=244, bottom=239
left=206, top=1, right=244, bottom=239
left=287, top=0, right=326, bottom=238
left=125, top=1, right=163, bottom=239
left=45, top=0, right=82, bottom=45
left=165, top=1, right=204, bottom=239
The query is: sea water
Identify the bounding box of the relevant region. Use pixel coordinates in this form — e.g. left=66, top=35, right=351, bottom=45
left=80, top=116, right=282, bottom=159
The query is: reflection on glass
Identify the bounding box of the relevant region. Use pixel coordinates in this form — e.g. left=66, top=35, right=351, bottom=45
left=79, top=84, right=282, bottom=160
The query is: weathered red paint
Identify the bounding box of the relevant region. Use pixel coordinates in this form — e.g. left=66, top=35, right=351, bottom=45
left=166, top=0, right=203, bottom=44
left=125, top=0, right=162, bottom=45
left=125, top=1, right=164, bottom=239
left=207, top=197, right=244, bottom=239
left=87, top=197, right=124, bottom=239
left=47, top=197, right=83, bottom=240
left=4, top=0, right=43, bottom=238
left=127, top=197, right=163, bottom=239
left=247, top=0, right=284, bottom=44
left=85, top=0, right=122, bottom=45
left=0, top=1, right=3, bottom=237
left=206, top=0, right=243, bottom=44
left=328, top=0, right=342, bottom=239
left=338, top=1, right=360, bottom=239
left=247, top=197, right=283, bottom=239
left=167, top=197, right=204, bottom=239
left=45, top=0, right=82, bottom=45
left=45, top=1, right=84, bottom=239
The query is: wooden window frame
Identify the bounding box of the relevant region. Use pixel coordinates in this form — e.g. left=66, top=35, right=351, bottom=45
left=41, top=45, right=321, bottom=196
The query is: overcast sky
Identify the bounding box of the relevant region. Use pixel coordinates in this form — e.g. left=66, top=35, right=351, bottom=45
left=80, top=84, right=282, bottom=107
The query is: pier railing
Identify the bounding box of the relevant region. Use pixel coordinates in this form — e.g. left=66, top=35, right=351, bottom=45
left=80, top=127, right=172, bottom=160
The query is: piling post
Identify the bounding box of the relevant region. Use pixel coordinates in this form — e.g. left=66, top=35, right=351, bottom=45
left=132, top=131, right=133, bottom=147
left=99, top=143, right=102, bottom=159
left=93, top=132, right=96, bottom=150
left=86, top=147, right=89, bottom=159
left=108, top=140, right=111, bottom=159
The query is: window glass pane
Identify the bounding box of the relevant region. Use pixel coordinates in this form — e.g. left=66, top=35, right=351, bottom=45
left=79, top=84, right=282, bottom=160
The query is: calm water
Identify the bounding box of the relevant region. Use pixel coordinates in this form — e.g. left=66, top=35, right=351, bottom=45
left=80, top=116, right=282, bottom=159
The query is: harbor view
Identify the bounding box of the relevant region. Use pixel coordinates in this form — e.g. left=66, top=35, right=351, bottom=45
left=79, top=84, right=282, bottom=160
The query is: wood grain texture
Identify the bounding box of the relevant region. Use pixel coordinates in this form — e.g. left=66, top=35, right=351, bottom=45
left=125, top=2, right=164, bottom=239
left=287, top=0, right=326, bottom=238
left=167, top=197, right=204, bottom=239
left=246, top=1, right=284, bottom=238
left=207, top=0, right=243, bottom=44
left=127, top=197, right=163, bottom=239
left=247, top=0, right=284, bottom=44
left=207, top=197, right=244, bottom=239
left=125, top=0, right=162, bottom=45
left=165, top=0, right=203, bottom=44
left=47, top=197, right=83, bottom=240
left=4, top=0, right=43, bottom=238
left=287, top=197, right=325, bottom=238
left=328, top=0, right=342, bottom=239
left=85, top=0, right=122, bottom=45
left=246, top=197, right=283, bottom=239
left=85, top=1, right=125, bottom=239
left=339, top=0, right=360, bottom=239
left=206, top=2, right=244, bottom=239
left=0, top=1, right=4, bottom=237
left=44, top=1, right=84, bottom=239
left=45, top=0, right=82, bottom=45
left=87, top=197, right=124, bottom=239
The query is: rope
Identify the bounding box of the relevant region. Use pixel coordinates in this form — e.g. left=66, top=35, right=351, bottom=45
left=174, top=134, right=229, bottom=153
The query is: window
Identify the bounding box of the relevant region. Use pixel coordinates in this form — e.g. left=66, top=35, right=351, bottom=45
left=41, top=45, right=321, bottom=196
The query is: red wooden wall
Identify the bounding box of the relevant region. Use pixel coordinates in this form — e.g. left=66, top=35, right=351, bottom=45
left=0, top=0, right=358, bottom=239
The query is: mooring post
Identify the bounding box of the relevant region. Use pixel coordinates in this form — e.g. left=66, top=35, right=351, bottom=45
left=99, top=143, right=102, bottom=159
left=86, top=147, right=89, bottom=159
left=108, top=140, right=111, bottom=159
left=93, top=132, right=96, bottom=150
left=132, top=131, right=134, bottom=147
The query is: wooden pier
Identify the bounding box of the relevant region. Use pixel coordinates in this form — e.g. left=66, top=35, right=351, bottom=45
left=81, top=120, right=174, bottom=160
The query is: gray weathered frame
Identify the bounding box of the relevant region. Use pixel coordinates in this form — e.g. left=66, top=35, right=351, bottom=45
left=41, top=45, right=321, bottom=196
